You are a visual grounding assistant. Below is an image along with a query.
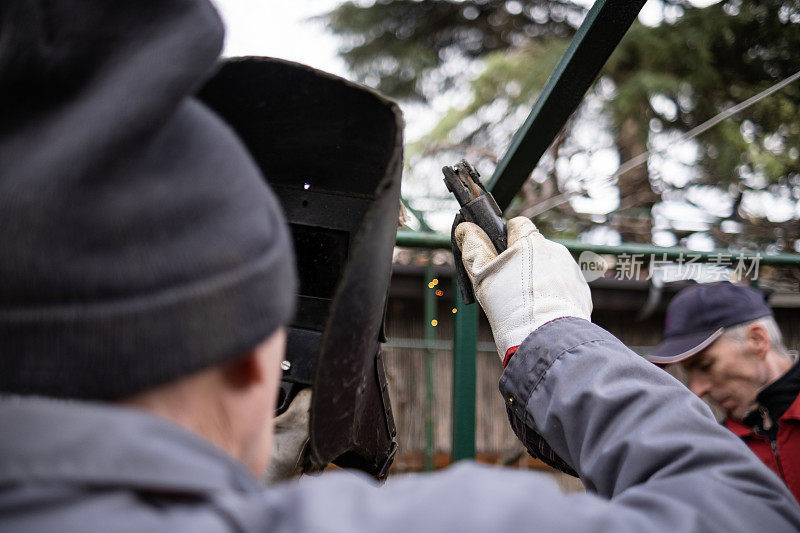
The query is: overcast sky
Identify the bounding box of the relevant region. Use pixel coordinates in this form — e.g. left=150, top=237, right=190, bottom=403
left=211, top=0, right=721, bottom=68
left=209, top=1, right=744, bottom=248
left=211, top=1, right=347, bottom=75
left=210, top=0, right=722, bottom=138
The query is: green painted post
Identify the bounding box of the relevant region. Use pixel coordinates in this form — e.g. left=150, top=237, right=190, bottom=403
left=451, top=279, right=477, bottom=461
left=487, top=0, right=647, bottom=211
left=424, top=258, right=436, bottom=471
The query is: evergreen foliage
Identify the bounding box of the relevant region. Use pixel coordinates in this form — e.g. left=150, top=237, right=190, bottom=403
left=323, top=0, right=800, bottom=253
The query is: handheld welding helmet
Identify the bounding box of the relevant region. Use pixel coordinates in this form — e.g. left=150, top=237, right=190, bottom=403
left=199, top=58, right=401, bottom=479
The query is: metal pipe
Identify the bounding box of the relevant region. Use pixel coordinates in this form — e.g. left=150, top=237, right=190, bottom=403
left=396, top=230, right=800, bottom=265
left=396, top=230, right=451, bottom=249
left=486, top=0, right=647, bottom=211
left=424, top=258, right=436, bottom=471
left=451, top=276, right=477, bottom=461
left=554, top=240, right=800, bottom=265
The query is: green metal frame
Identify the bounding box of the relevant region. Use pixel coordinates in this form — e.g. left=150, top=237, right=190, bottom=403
left=487, top=0, right=647, bottom=211
left=398, top=231, right=800, bottom=464
left=451, top=277, right=478, bottom=461
left=424, top=259, right=436, bottom=470
left=391, top=0, right=800, bottom=465
left=397, top=230, right=800, bottom=266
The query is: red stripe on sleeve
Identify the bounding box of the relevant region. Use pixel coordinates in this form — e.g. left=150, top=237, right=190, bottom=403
left=503, top=345, right=520, bottom=368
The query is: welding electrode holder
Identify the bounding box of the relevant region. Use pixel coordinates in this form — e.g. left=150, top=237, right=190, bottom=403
left=443, top=160, right=508, bottom=305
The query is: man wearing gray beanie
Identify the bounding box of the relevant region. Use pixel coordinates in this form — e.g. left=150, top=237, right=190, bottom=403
left=1, top=1, right=800, bottom=532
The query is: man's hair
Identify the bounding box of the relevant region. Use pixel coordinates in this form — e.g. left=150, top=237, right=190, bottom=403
left=723, top=316, right=791, bottom=357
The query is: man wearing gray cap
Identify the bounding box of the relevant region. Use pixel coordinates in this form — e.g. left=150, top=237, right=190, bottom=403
left=1, top=1, right=800, bottom=532
left=646, top=281, right=800, bottom=501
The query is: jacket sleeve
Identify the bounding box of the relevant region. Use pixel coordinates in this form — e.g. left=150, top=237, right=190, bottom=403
left=497, top=317, right=800, bottom=530
left=246, top=318, right=800, bottom=533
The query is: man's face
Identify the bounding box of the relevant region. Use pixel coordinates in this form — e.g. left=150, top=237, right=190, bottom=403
left=681, top=335, right=765, bottom=421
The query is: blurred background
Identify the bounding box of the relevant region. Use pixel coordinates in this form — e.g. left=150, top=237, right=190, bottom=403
left=214, top=0, right=800, bottom=252
left=211, top=0, right=800, bottom=484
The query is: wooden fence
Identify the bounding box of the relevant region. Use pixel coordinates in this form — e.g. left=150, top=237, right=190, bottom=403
left=383, top=265, right=800, bottom=476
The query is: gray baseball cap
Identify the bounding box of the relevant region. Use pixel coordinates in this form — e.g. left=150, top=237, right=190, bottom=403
left=646, top=282, right=772, bottom=365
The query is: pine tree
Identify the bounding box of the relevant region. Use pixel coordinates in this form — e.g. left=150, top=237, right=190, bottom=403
left=323, top=0, right=800, bottom=252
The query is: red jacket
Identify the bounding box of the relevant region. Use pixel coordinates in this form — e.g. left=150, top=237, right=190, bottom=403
left=726, top=394, right=800, bottom=503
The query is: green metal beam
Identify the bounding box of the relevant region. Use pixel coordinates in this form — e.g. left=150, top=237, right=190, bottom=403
left=396, top=230, right=450, bottom=249
left=451, top=277, right=477, bottom=461
left=424, top=259, right=436, bottom=471
left=555, top=240, right=800, bottom=266
left=487, top=0, right=647, bottom=211
left=396, top=230, right=800, bottom=266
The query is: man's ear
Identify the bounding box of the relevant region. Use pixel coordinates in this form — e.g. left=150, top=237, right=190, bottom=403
left=222, top=328, right=287, bottom=389
left=222, top=352, right=264, bottom=389
left=746, top=323, right=770, bottom=359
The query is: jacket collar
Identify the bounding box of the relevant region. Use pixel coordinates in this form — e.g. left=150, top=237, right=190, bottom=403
left=725, top=417, right=753, bottom=438
left=0, top=395, right=262, bottom=495
left=780, top=393, right=800, bottom=422
left=725, top=394, right=800, bottom=438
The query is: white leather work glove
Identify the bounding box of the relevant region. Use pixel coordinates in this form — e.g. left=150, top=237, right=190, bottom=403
left=264, top=388, right=312, bottom=485
left=455, top=217, right=592, bottom=363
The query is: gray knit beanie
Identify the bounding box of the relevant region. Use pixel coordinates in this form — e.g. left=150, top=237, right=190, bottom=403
left=0, top=0, right=297, bottom=399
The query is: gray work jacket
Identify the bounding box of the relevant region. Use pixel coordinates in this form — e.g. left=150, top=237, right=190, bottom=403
left=2, top=318, right=799, bottom=532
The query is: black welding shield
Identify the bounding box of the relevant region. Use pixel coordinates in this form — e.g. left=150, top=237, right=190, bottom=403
left=199, top=57, right=401, bottom=479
